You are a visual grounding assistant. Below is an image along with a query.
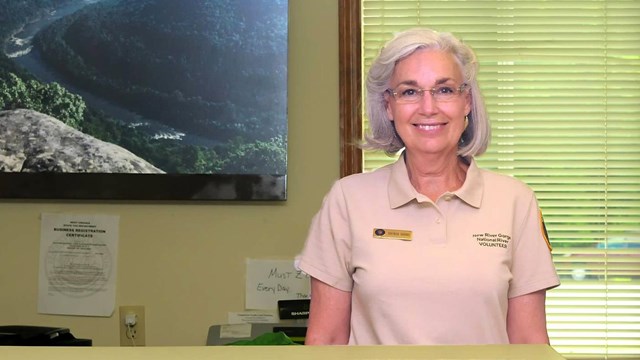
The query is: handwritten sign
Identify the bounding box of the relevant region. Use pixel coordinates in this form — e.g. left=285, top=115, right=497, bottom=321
left=245, top=259, right=310, bottom=310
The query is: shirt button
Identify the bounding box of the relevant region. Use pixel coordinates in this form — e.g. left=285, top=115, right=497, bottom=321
left=443, top=194, right=452, bottom=201
left=435, top=218, right=441, bottom=224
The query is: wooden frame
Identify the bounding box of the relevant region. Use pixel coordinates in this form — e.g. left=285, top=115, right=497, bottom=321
left=338, top=0, right=363, bottom=177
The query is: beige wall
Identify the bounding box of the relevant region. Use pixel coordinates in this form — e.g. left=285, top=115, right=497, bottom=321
left=0, top=0, right=339, bottom=346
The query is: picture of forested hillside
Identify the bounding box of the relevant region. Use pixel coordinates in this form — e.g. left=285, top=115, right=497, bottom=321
left=0, top=0, right=288, bottom=177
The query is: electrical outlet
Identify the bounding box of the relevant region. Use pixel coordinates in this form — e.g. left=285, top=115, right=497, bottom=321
left=119, top=305, right=146, bottom=346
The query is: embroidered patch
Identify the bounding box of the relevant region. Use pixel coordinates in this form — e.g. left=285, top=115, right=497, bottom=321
left=539, top=209, right=552, bottom=252
left=473, top=232, right=511, bottom=248
left=372, top=228, right=412, bottom=241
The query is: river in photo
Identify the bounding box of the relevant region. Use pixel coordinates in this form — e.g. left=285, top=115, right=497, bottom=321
left=3, top=0, right=220, bottom=148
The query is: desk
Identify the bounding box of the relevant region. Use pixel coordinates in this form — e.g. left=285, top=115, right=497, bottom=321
left=0, top=344, right=566, bottom=359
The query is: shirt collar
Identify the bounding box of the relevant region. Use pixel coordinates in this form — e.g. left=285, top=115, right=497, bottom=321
left=455, top=159, right=483, bottom=208
left=388, top=154, right=415, bottom=208
left=388, top=154, right=484, bottom=209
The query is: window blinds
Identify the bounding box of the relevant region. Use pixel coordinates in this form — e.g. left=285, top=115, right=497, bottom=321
left=361, top=1, right=640, bottom=359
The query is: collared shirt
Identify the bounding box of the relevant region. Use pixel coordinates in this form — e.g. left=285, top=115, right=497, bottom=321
left=297, top=156, right=560, bottom=345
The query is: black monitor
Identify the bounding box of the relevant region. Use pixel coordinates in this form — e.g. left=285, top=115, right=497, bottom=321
left=277, top=299, right=310, bottom=320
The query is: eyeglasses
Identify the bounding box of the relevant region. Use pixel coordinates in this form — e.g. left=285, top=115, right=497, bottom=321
left=386, top=83, right=468, bottom=104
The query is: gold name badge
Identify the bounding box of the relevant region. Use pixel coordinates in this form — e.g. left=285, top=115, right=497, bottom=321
left=372, top=228, right=412, bottom=241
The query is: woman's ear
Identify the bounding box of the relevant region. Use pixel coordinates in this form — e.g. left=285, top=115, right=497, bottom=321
left=384, top=92, right=394, bottom=121
left=464, top=91, right=472, bottom=116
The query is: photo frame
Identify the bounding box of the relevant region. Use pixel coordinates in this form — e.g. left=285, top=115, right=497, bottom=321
left=0, top=0, right=288, bottom=201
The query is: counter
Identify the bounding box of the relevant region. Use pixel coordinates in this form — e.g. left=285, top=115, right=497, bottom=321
left=0, top=344, right=566, bottom=360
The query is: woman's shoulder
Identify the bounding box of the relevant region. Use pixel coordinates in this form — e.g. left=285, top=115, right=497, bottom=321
left=476, top=166, right=535, bottom=196
left=325, top=162, right=395, bottom=199
left=338, top=162, right=395, bottom=187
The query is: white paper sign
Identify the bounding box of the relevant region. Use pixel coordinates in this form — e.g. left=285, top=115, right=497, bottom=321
left=245, top=259, right=310, bottom=310
left=220, top=324, right=252, bottom=339
left=38, top=213, right=119, bottom=317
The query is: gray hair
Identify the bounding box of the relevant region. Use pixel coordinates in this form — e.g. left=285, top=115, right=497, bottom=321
left=363, top=28, right=490, bottom=158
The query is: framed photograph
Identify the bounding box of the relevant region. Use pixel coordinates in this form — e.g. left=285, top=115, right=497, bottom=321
left=0, top=0, right=288, bottom=200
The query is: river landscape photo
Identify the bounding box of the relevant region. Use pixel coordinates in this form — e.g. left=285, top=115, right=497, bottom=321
left=0, top=0, right=288, bottom=200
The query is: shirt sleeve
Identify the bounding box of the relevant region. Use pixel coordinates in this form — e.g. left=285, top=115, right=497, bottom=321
left=508, top=191, right=561, bottom=298
left=296, top=180, right=354, bottom=292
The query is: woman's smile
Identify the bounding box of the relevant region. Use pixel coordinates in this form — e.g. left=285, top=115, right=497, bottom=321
left=413, top=122, right=447, bottom=132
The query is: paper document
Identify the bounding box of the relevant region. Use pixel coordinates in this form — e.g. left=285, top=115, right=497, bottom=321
left=228, top=311, right=278, bottom=324
left=38, top=213, right=119, bottom=316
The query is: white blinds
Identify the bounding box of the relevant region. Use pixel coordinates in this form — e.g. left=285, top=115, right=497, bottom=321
left=361, top=1, right=640, bottom=359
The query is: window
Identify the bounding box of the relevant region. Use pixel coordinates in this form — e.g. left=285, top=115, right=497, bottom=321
left=339, top=1, right=640, bottom=358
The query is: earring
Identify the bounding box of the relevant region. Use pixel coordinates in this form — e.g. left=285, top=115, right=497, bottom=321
left=464, top=115, right=469, bottom=129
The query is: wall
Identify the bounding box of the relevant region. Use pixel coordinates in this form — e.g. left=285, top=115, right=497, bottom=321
left=0, top=0, right=339, bottom=346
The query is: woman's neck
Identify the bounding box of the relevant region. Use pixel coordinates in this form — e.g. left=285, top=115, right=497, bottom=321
left=404, top=150, right=469, bottom=201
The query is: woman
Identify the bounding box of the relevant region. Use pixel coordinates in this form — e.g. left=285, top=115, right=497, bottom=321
left=296, top=28, right=560, bottom=345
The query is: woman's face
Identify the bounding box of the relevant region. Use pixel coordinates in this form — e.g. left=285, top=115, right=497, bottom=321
left=385, top=48, right=471, bottom=158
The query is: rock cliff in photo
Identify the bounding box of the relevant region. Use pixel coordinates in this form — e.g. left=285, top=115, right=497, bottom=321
left=0, top=109, right=164, bottom=173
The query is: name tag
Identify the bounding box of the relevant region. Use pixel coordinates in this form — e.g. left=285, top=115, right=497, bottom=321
left=372, top=228, right=412, bottom=241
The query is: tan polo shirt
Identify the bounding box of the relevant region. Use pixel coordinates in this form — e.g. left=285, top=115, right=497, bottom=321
left=297, top=156, right=560, bottom=345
